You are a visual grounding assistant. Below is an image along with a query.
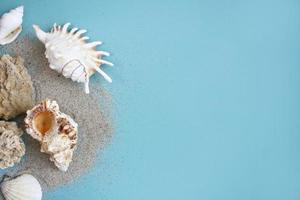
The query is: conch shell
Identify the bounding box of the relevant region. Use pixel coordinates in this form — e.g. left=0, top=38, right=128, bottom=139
left=1, top=174, right=42, bottom=200
left=0, top=6, right=23, bottom=45
left=24, top=99, right=78, bottom=171
left=33, top=23, right=113, bottom=94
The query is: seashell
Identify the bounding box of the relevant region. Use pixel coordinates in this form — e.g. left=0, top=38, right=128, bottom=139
left=1, top=174, right=42, bottom=200
left=0, top=6, right=24, bottom=45
left=0, top=121, right=25, bottom=169
left=24, top=99, right=78, bottom=171
left=0, top=55, right=34, bottom=120
left=33, top=23, right=113, bottom=94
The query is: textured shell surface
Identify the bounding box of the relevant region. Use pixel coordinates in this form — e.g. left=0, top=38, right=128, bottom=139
left=33, top=23, right=113, bottom=94
left=0, top=121, right=25, bottom=169
left=0, top=6, right=23, bottom=45
left=24, top=99, right=78, bottom=171
left=0, top=55, right=34, bottom=120
left=1, top=174, right=42, bottom=200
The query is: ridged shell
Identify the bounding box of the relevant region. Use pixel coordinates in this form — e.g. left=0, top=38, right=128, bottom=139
left=1, top=174, right=42, bottom=200
left=24, top=99, right=78, bottom=171
left=33, top=23, right=113, bottom=94
left=0, top=6, right=23, bottom=45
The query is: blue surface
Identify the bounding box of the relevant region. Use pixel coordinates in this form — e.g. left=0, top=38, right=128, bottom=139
left=1, top=0, right=300, bottom=199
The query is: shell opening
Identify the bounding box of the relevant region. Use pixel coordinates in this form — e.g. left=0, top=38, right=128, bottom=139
left=4, top=26, right=21, bottom=39
left=0, top=26, right=22, bottom=45
left=33, top=111, right=55, bottom=135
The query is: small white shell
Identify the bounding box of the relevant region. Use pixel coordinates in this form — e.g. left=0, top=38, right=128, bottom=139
left=1, top=174, right=42, bottom=200
left=0, top=6, right=24, bottom=45
left=33, top=23, right=113, bottom=94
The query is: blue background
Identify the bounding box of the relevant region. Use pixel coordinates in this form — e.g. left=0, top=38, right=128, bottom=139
left=1, top=0, right=300, bottom=199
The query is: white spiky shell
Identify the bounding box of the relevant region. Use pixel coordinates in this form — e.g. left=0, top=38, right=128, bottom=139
left=33, top=23, right=113, bottom=94
left=0, top=6, right=23, bottom=45
left=1, top=174, right=42, bottom=200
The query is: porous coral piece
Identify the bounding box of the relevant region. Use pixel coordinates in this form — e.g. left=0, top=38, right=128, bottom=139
left=0, top=54, right=34, bottom=120
left=24, top=99, right=78, bottom=171
left=0, top=121, right=25, bottom=169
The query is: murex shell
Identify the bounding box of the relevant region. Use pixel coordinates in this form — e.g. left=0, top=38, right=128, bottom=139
left=33, top=23, right=113, bottom=94
left=1, top=174, right=42, bottom=200
left=0, top=121, right=25, bottom=169
left=24, top=99, right=78, bottom=171
left=0, top=6, right=23, bottom=45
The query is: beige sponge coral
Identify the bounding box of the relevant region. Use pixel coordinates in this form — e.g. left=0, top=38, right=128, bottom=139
left=0, top=55, right=34, bottom=120
left=0, top=121, right=25, bottom=169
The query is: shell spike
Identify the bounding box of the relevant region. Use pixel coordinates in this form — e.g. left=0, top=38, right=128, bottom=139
left=96, top=51, right=110, bottom=56
left=84, top=78, right=90, bottom=94
left=70, top=27, right=78, bottom=34
left=51, top=23, right=56, bottom=32
left=62, top=23, right=71, bottom=33
left=80, top=36, right=89, bottom=41
left=100, top=59, right=114, bottom=66
left=74, top=29, right=87, bottom=37
left=33, top=25, right=47, bottom=43
left=95, top=67, right=112, bottom=83
left=92, top=57, right=114, bottom=66
left=85, top=41, right=102, bottom=49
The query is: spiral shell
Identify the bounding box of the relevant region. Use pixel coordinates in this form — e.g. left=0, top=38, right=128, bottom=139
left=0, top=6, right=23, bottom=45
left=33, top=23, right=113, bottom=94
left=1, top=174, right=42, bottom=200
left=24, top=99, right=78, bottom=171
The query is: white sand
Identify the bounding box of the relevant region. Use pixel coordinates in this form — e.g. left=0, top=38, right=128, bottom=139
left=0, top=36, right=113, bottom=191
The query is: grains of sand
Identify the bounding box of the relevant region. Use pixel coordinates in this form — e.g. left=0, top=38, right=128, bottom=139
left=0, top=35, right=113, bottom=191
